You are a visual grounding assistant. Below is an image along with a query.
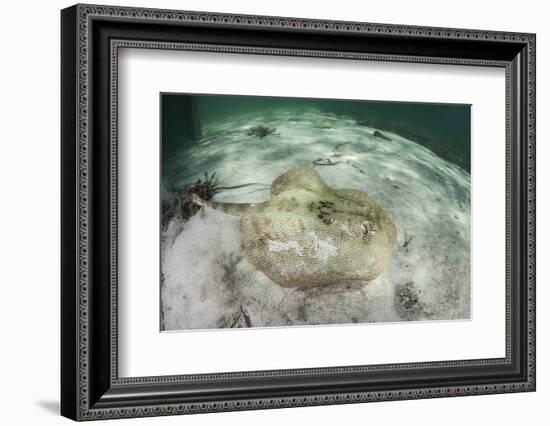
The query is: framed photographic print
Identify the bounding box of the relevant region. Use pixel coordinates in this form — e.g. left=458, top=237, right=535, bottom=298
left=61, top=4, right=536, bottom=421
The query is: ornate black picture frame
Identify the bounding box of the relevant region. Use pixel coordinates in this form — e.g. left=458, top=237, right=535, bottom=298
left=61, top=4, right=536, bottom=421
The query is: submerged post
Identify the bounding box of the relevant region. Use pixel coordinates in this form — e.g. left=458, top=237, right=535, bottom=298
left=161, top=95, right=202, bottom=164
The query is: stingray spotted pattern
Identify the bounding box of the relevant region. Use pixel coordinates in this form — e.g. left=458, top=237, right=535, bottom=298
left=191, top=166, right=397, bottom=287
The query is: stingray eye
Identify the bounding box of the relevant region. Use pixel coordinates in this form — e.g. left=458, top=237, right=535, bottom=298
left=361, top=221, right=376, bottom=235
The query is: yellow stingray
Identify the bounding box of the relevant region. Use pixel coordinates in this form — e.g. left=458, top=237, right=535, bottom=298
left=192, top=166, right=397, bottom=287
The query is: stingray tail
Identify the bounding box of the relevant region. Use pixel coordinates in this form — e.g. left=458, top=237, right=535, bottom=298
left=190, top=193, right=264, bottom=217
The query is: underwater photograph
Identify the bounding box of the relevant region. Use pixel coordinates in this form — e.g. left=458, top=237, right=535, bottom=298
left=160, top=94, right=471, bottom=331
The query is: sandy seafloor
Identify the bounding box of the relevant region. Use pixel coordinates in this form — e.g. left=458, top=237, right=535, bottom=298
left=161, top=109, right=471, bottom=331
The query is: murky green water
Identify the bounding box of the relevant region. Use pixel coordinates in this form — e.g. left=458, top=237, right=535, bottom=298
left=162, top=94, right=471, bottom=174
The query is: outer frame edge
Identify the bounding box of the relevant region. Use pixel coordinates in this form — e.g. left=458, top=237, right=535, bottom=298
left=66, top=4, right=536, bottom=421
left=60, top=4, right=80, bottom=422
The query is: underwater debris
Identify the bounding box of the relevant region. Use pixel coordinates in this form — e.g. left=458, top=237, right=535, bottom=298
left=189, top=171, right=221, bottom=201
left=395, top=281, right=423, bottom=320
left=162, top=172, right=268, bottom=229
left=247, top=125, right=278, bottom=138
left=217, top=304, right=253, bottom=328
left=348, top=161, right=367, bottom=175
left=401, top=232, right=415, bottom=252
left=373, top=130, right=392, bottom=141
left=240, top=305, right=252, bottom=327
left=398, top=282, right=419, bottom=309
left=313, top=158, right=341, bottom=166
left=395, top=281, right=419, bottom=319
left=216, top=310, right=242, bottom=328
left=334, top=142, right=352, bottom=151
left=161, top=171, right=221, bottom=229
